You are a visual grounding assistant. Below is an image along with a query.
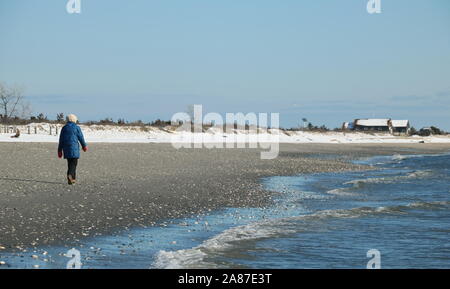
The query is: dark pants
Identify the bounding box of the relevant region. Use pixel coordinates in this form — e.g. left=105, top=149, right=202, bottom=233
left=67, top=158, right=78, bottom=179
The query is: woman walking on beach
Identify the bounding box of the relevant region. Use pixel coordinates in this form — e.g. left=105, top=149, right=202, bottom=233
left=58, top=114, right=88, bottom=185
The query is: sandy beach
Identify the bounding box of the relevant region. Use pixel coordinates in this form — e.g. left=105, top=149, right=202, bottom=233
left=1, top=142, right=449, bottom=249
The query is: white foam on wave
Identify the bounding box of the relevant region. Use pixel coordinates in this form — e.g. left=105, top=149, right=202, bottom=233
left=152, top=218, right=294, bottom=269
left=406, top=200, right=450, bottom=209
left=356, top=152, right=450, bottom=166
left=152, top=200, right=450, bottom=269
left=325, top=188, right=359, bottom=197
left=392, top=154, right=408, bottom=161
left=392, top=152, right=450, bottom=160
left=344, top=170, right=433, bottom=186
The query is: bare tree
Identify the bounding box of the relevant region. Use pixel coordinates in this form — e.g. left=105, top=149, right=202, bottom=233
left=0, top=82, right=30, bottom=122
left=57, top=112, right=65, bottom=123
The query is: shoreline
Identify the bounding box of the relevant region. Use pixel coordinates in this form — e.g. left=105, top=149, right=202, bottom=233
left=1, top=143, right=450, bottom=250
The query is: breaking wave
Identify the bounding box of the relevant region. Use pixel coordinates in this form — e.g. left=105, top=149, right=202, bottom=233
left=152, top=200, right=450, bottom=269
left=324, top=188, right=359, bottom=196
left=344, top=170, right=433, bottom=187
left=152, top=218, right=295, bottom=269
left=358, top=152, right=450, bottom=166
left=392, top=154, right=409, bottom=161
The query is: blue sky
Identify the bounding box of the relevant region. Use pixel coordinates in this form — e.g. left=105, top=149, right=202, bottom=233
left=1, top=0, right=449, bottom=129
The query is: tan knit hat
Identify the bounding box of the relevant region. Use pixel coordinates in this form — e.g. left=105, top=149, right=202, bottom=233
left=67, top=114, right=78, bottom=123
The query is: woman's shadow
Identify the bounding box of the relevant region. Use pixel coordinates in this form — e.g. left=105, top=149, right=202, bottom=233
left=0, top=177, right=65, bottom=185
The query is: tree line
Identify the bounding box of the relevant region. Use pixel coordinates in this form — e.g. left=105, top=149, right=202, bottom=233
left=1, top=82, right=447, bottom=134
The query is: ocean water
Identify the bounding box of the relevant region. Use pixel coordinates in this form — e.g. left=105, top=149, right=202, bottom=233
left=1, top=153, right=449, bottom=269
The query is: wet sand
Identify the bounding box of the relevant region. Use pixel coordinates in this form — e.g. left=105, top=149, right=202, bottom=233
left=0, top=142, right=449, bottom=249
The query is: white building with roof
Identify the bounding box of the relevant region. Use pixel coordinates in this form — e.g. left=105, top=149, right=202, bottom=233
left=354, top=119, right=391, bottom=132
left=352, top=118, right=411, bottom=134
left=391, top=120, right=410, bottom=134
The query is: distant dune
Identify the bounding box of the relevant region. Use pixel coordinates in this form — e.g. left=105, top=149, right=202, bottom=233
left=1, top=123, right=450, bottom=144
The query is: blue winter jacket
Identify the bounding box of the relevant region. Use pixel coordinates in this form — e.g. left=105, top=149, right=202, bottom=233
left=58, top=122, right=87, bottom=159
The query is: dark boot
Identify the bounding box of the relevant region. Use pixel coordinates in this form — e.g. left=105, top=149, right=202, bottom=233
left=67, top=175, right=76, bottom=185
